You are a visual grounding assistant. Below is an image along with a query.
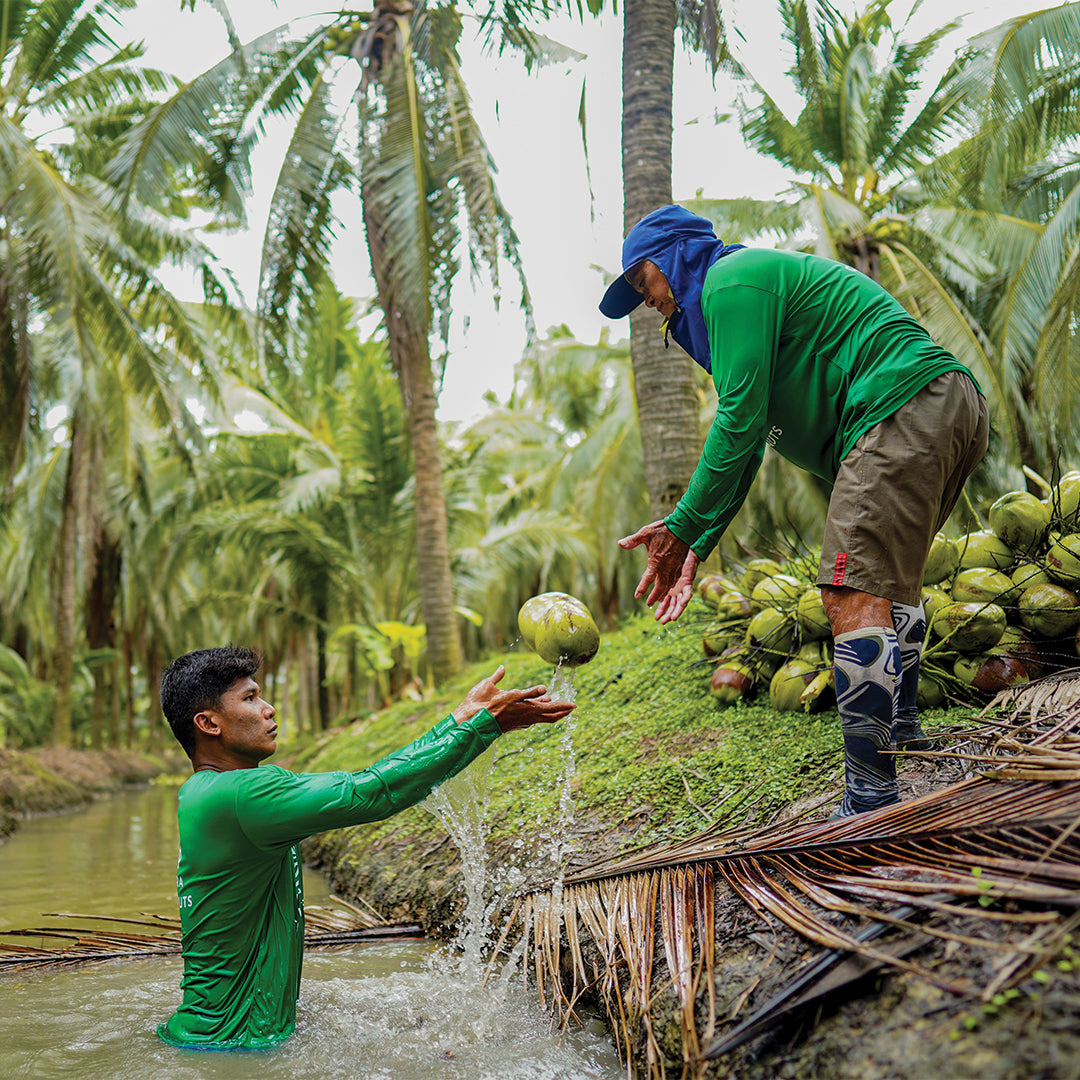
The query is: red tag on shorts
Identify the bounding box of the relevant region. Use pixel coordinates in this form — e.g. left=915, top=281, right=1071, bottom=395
left=832, top=552, right=848, bottom=586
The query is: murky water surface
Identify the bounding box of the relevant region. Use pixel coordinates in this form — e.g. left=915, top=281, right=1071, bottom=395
left=0, top=784, right=621, bottom=1079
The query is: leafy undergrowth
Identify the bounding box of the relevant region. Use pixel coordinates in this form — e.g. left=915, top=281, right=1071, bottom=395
left=288, top=608, right=969, bottom=922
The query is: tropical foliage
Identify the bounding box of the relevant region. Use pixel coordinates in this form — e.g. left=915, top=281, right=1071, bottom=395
left=0, top=0, right=228, bottom=746
left=1, top=0, right=1080, bottom=749
left=107, top=0, right=540, bottom=685
left=688, top=0, right=1080, bottom=488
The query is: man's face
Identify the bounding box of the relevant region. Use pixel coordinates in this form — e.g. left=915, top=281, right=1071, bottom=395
left=205, top=677, right=277, bottom=765
left=626, top=260, right=677, bottom=320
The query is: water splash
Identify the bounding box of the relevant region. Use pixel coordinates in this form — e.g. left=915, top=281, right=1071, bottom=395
left=542, top=662, right=578, bottom=898
left=423, top=746, right=498, bottom=978
left=547, top=662, right=576, bottom=703
left=420, top=665, right=585, bottom=1044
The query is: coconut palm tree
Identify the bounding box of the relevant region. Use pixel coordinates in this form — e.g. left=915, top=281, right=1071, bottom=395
left=0, top=0, right=233, bottom=744
left=109, top=2, right=531, bottom=685
left=0, top=428, right=65, bottom=743
left=945, top=2, right=1080, bottom=478
left=614, top=0, right=731, bottom=519
left=155, top=283, right=431, bottom=727
left=464, top=0, right=730, bottom=520
left=685, top=0, right=1033, bottom=468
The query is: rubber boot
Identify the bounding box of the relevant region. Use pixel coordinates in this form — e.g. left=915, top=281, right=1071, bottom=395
left=892, top=601, right=932, bottom=752
left=830, top=627, right=902, bottom=819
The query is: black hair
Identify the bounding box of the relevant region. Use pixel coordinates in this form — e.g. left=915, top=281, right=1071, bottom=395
left=160, top=646, right=263, bottom=758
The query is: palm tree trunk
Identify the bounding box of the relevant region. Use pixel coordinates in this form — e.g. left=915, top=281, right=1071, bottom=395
left=314, top=580, right=330, bottom=731
left=364, top=202, right=464, bottom=686
left=400, top=342, right=463, bottom=684
left=90, top=675, right=106, bottom=750
left=86, top=514, right=122, bottom=751
left=622, top=0, right=703, bottom=519
left=52, top=413, right=85, bottom=747
left=296, top=634, right=311, bottom=736
left=124, top=630, right=136, bottom=748
left=147, top=645, right=163, bottom=753
left=108, top=670, right=121, bottom=749
left=0, top=261, right=32, bottom=491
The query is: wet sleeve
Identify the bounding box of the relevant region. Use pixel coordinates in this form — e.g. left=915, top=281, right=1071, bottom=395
left=663, top=283, right=778, bottom=558
left=236, top=710, right=502, bottom=850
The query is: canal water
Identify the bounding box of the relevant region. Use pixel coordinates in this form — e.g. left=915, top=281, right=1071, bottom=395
left=0, top=783, right=622, bottom=1079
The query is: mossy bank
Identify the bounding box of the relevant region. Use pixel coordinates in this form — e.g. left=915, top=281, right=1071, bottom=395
left=294, top=612, right=867, bottom=926
left=0, top=746, right=185, bottom=842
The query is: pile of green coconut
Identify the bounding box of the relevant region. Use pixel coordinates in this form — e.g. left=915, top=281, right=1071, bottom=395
left=701, top=472, right=1080, bottom=713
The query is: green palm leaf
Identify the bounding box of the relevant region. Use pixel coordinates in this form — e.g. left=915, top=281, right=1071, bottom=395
left=105, top=23, right=297, bottom=216
left=258, top=71, right=356, bottom=352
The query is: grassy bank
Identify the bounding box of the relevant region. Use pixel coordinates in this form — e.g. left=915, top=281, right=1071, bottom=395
left=0, top=746, right=186, bottom=841
left=295, top=610, right=953, bottom=925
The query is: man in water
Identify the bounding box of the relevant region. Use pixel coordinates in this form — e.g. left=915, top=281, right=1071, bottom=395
left=602, top=204, right=988, bottom=819
left=158, top=645, right=574, bottom=1049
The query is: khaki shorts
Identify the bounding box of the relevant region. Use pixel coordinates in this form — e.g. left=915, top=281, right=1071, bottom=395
left=816, top=371, right=990, bottom=606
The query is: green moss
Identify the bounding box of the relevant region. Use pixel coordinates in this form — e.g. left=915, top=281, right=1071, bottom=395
left=296, top=609, right=984, bottom=866
left=299, top=612, right=850, bottom=850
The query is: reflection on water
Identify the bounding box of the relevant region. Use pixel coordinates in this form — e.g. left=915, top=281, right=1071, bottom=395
left=0, top=784, right=622, bottom=1080
left=0, top=783, right=331, bottom=932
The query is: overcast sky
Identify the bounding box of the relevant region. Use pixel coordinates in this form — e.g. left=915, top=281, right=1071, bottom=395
left=121, top=0, right=1030, bottom=422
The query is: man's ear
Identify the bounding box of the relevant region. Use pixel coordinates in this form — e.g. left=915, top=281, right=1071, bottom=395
left=193, top=710, right=222, bottom=738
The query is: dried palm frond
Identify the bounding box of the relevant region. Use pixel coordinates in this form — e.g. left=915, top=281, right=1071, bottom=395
left=658, top=866, right=715, bottom=1077
left=536, top=874, right=665, bottom=1075
left=986, top=665, right=1080, bottom=726
left=0, top=898, right=420, bottom=974
left=520, top=679, right=1080, bottom=1078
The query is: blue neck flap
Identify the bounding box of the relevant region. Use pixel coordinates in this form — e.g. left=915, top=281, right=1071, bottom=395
left=599, top=204, right=744, bottom=373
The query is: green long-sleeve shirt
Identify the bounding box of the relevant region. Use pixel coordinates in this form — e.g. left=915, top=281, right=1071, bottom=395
left=158, top=709, right=501, bottom=1050
left=664, top=248, right=978, bottom=557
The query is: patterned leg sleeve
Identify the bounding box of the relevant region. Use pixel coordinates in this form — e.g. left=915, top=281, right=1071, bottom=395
left=892, top=601, right=932, bottom=751
left=832, top=626, right=902, bottom=817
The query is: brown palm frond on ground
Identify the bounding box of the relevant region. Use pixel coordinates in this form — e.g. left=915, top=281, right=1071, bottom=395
left=659, top=866, right=715, bottom=1073
left=531, top=873, right=670, bottom=1076
left=0, top=898, right=421, bottom=974
left=522, top=670, right=1080, bottom=1078
left=986, top=665, right=1080, bottom=728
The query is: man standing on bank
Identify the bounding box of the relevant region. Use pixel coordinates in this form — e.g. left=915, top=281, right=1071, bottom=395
left=602, top=204, right=988, bottom=819
left=158, top=645, right=574, bottom=1049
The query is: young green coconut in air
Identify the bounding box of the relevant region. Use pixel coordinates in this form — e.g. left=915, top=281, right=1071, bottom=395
left=518, top=592, right=601, bottom=668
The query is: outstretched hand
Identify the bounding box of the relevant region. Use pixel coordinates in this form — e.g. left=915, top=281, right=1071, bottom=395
left=618, top=520, right=700, bottom=624
left=452, top=665, right=576, bottom=733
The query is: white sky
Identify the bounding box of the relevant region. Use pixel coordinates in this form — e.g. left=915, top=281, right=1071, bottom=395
left=121, top=0, right=1030, bottom=422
